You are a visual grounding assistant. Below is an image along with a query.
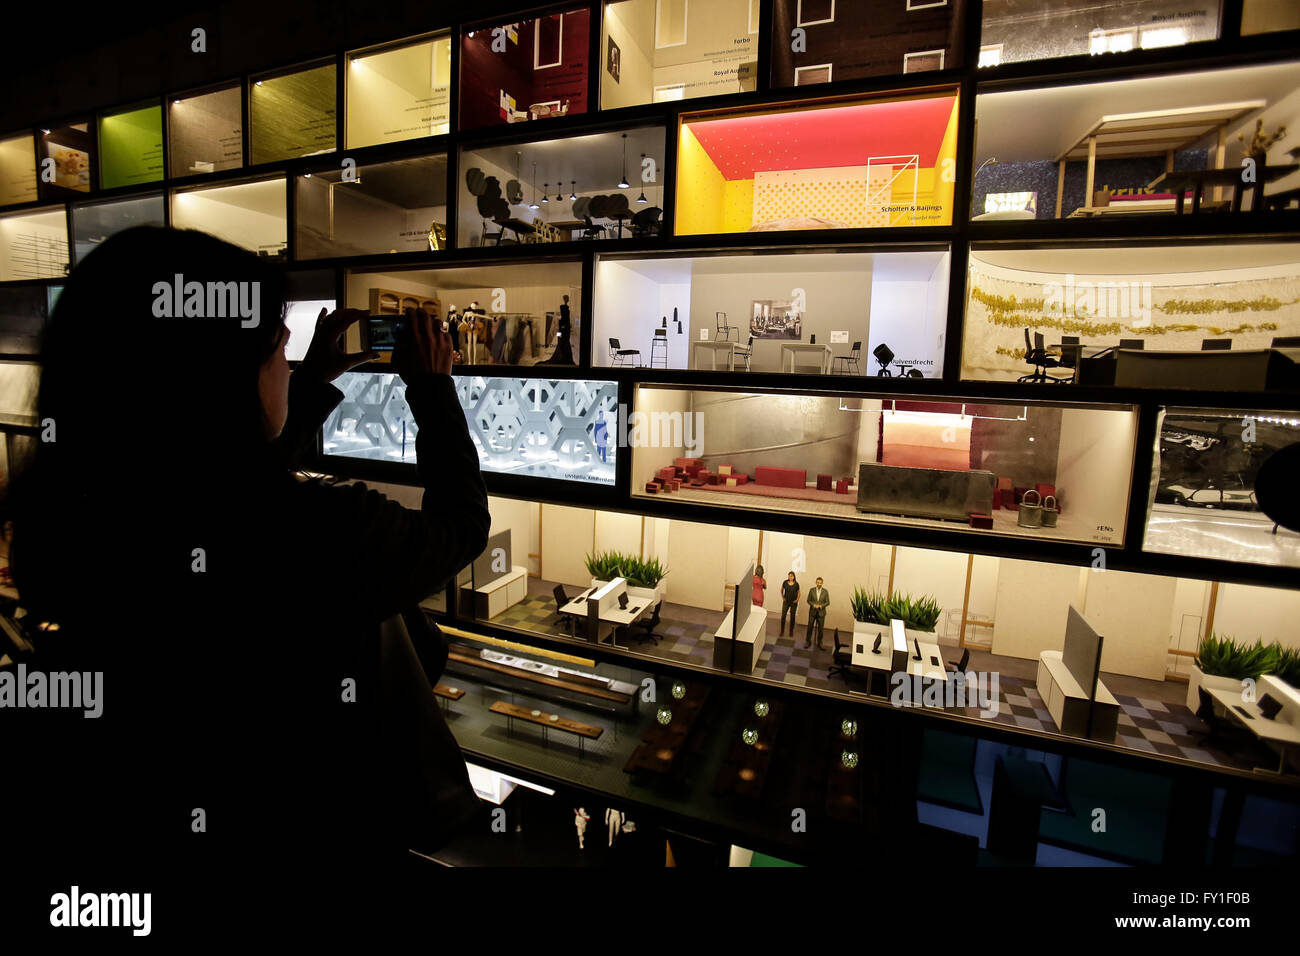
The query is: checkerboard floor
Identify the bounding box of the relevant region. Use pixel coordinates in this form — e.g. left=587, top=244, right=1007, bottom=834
left=483, top=588, right=1281, bottom=776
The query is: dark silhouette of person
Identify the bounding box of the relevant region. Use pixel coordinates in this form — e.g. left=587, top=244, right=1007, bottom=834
left=2, top=226, right=489, bottom=916
left=542, top=294, right=575, bottom=365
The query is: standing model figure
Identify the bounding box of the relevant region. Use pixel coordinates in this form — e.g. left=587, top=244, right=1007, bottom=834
left=752, top=564, right=766, bottom=607
left=574, top=807, right=590, bottom=849
left=806, top=576, right=829, bottom=649
left=779, top=572, right=799, bottom=637
left=605, top=807, right=625, bottom=847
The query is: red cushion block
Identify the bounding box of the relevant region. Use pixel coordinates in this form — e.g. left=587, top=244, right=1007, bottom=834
left=816, top=474, right=832, bottom=491
left=969, top=513, right=993, bottom=529
left=1036, top=483, right=1056, bottom=505
left=835, top=479, right=849, bottom=494
left=707, top=473, right=721, bottom=485
left=755, top=466, right=807, bottom=489
left=645, top=481, right=660, bottom=493
left=657, top=466, right=677, bottom=482
left=676, top=457, right=702, bottom=471
left=733, top=474, right=749, bottom=485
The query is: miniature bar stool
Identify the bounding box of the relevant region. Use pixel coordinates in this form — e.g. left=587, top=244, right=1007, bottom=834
left=650, top=328, right=668, bottom=368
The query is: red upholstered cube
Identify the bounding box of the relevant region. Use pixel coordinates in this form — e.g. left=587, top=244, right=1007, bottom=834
left=733, top=474, right=749, bottom=485
left=668, top=478, right=680, bottom=491
left=969, top=513, right=993, bottom=529
left=657, top=466, right=676, bottom=482
left=690, top=478, right=705, bottom=487
left=684, top=463, right=703, bottom=477
left=707, top=473, right=721, bottom=485
left=835, top=479, right=849, bottom=494
left=676, top=457, right=702, bottom=471
left=645, top=482, right=660, bottom=493
left=1035, top=483, right=1056, bottom=502
left=755, top=466, right=807, bottom=489
left=997, top=476, right=1013, bottom=490
left=816, top=474, right=832, bottom=491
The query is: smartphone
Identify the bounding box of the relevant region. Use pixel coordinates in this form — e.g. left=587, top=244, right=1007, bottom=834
left=360, top=314, right=406, bottom=352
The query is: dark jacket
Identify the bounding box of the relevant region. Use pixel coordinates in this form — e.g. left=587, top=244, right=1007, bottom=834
left=5, top=370, right=489, bottom=909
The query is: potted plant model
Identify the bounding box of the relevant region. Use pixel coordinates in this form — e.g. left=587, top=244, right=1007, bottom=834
left=850, top=588, right=942, bottom=645
left=585, top=550, right=668, bottom=601
left=1188, top=632, right=1280, bottom=713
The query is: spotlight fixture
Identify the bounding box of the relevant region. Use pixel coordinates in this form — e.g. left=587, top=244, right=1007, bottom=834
left=618, top=133, right=630, bottom=189
left=529, top=162, right=540, bottom=210
left=656, top=706, right=673, bottom=725
left=636, top=154, right=648, bottom=203
left=754, top=699, right=770, bottom=718
left=255, top=80, right=264, bottom=87
left=742, top=727, right=758, bottom=747
left=671, top=680, right=686, bottom=700
left=541, top=183, right=549, bottom=204
left=569, top=180, right=577, bottom=201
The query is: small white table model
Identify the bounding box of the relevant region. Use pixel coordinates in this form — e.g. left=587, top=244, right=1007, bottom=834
left=693, top=340, right=738, bottom=370
left=780, top=343, right=832, bottom=374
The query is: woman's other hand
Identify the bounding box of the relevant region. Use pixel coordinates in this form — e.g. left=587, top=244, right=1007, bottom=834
left=299, top=308, right=379, bottom=383
left=394, top=307, right=454, bottom=380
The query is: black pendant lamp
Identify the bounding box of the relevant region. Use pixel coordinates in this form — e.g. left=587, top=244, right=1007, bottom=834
left=569, top=180, right=577, bottom=200
left=530, top=162, right=540, bottom=210
left=541, top=183, right=549, bottom=204
left=618, top=133, right=630, bottom=189
left=636, top=154, right=648, bottom=203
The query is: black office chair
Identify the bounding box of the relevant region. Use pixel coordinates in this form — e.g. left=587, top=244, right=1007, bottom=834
left=553, top=584, right=573, bottom=633
left=827, top=627, right=850, bottom=681
left=946, top=647, right=971, bottom=673
left=1118, top=338, right=1145, bottom=350
left=632, top=601, right=662, bottom=646
left=580, top=216, right=605, bottom=240
left=1056, top=335, right=1081, bottom=383
left=1271, top=336, right=1300, bottom=347
left=832, top=341, right=862, bottom=375
left=609, top=337, right=641, bottom=366
left=1018, top=329, right=1070, bottom=383
left=1201, top=338, right=1232, bottom=350
left=1193, top=686, right=1234, bottom=744
left=732, top=335, right=754, bottom=371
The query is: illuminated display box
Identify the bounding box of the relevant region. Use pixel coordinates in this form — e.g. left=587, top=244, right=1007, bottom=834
left=632, top=384, right=1137, bottom=546
left=98, top=102, right=163, bottom=190
left=0, top=286, right=48, bottom=355
left=71, top=194, right=165, bottom=265
left=322, top=373, right=617, bottom=485
left=345, top=261, right=583, bottom=368
left=168, top=84, right=243, bottom=178
left=0, top=133, right=39, bottom=206
left=346, top=33, right=452, bottom=147
left=249, top=62, right=337, bottom=165
left=459, top=9, right=591, bottom=130
left=169, top=177, right=287, bottom=259
left=593, top=246, right=949, bottom=375
left=0, top=206, right=68, bottom=281
left=771, top=0, right=966, bottom=88
left=295, top=154, right=448, bottom=259
left=960, top=241, right=1300, bottom=386
left=675, top=89, right=960, bottom=236
left=38, top=122, right=95, bottom=200
left=600, top=0, right=759, bottom=109
left=457, top=125, right=666, bottom=247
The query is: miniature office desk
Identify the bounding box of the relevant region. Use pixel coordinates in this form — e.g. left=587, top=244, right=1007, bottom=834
left=1207, top=686, right=1300, bottom=774
left=713, top=605, right=768, bottom=672
left=558, top=578, right=657, bottom=646
left=907, top=638, right=948, bottom=683
left=781, top=343, right=832, bottom=374
left=693, top=341, right=737, bottom=370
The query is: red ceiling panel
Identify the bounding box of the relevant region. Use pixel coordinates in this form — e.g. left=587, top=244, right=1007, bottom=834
left=685, top=95, right=958, bottom=179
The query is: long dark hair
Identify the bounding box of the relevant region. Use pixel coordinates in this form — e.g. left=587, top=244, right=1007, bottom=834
left=6, top=227, right=288, bottom=626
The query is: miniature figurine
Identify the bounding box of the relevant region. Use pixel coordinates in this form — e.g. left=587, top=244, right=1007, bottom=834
left=541, top=294, right=575, bottom=365
left=752, top=564, right=766, bottom=607
left=574, top=807, right=590, bottom=849
left=806, top=576, right=829, bottom=649
left=779, top=572, right=799, bottom=637
left=606, top=807, right=626, bottom=847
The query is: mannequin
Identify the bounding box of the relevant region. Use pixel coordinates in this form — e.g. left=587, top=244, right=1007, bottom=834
left=574, top=807, right=590, bottom=849
left=605, top=807, right=625, bottom=847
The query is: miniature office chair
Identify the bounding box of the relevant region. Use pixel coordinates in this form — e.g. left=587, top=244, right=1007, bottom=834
left=1193, top=687, right=1237, bottom=746
left=1018, top=329, right=1071, bottom=383
left=714, top=311, right=739, bottom=343
left=632, top=602, right=663, bottom=646
left=1056, top=335, right=1081, bottom=383
left=732, top=335, right=754, bottom=371
left=552, top=584, right=571, bottom=630
left=609, top=337, right=641, bottom=367
left=827, top=628, right=850, bottom=681
left=946, top=647, right=971, bottom=674
left=832, top=341, right=862, bottom=375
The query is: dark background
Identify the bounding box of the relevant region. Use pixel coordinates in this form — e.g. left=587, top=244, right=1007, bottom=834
left=0, top=0, right=557, bottom=133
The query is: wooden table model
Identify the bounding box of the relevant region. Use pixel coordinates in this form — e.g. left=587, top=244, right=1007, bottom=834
left=1055, top=101, right=1265, bottom=218
left=780, top=343, right=833, bottom=373
left=490, top=700, right=603, bottom=757
left=433, top=683, right=465, bottom=714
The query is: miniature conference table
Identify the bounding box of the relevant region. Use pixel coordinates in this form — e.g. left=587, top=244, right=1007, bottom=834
left=558, top=579, right=658, bottom=646
left=693, top=340, right=738, bottom=370
left=781, top=343, right=833, bottom=374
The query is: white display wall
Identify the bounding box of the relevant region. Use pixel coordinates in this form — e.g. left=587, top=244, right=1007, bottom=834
left=0, top=208, right=69, bottom=281
left=170, top=179, right=287, bottom=256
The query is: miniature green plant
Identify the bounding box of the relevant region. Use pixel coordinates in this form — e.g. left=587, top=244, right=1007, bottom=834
left=850, top=588, right=941, bottom=632
left=1269, top=644, right=1300, bottom=690
left=584, top=550, right=669, bottom=589
left=1195, top=633, right=1280, bottom=681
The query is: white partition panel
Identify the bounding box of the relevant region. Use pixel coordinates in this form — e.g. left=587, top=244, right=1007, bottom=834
left=1082, top=569, right=1176, bottom=680
left=992, top=559, right=1086, bottom=660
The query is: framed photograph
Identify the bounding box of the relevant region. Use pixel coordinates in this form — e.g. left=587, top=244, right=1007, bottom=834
left=750, top=299, right=802, bottom=339
left=607, top=36, right=621, bottom=83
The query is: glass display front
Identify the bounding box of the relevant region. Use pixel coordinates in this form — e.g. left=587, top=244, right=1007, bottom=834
left=0, top=286, right=47, bottom=355
left=346, top=33, right=452, bottom=147
left=675, top=89, right=960, bottom=236
left=38, top=122, right=95, bottom=199
left=600, top=0, right=758, bottom=109
left=168, top=85, right=243, bottom=177
left=249, top=63, right=337, bottom=164
left=960, top=241, right=1300, bottom=389
left=458, top=126, right=666, bottom=248
left=1144, top=407, right=1300, bottom=569
left=771, top=0, right=965, bottom=88
left=98, top=103, right=163, bottom=190
left=71, top=194, right=165, bottom=264
left=323, top=373, right=617, bottom=484
left=632, top=385, right=1137, bottom=546
left=169, top=177, right=287, bottom=259
left=295, top=154, right=448, bottom=259
left=345, top=261, right=583, bottom=368
left=459, top=9, right=591, bottom=130
left=972, top=61, right=1300, bottom=221
left=979, top=0, right=1221, bottom=68
left=594, top=246, right=949, bottom=375
left=0, top=207, right=68, bottom=281
left=0, top=133, right=38, bottom=207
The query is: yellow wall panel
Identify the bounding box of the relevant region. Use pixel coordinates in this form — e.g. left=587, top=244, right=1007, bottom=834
left=675, top=125, right=725, bottom=235
left=722, top=178, right=753, bottom=230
